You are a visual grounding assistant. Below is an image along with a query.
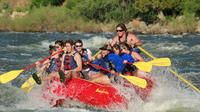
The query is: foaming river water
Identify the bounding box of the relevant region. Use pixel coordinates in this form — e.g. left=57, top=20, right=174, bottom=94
left=0, top=32, right=199, bottom=112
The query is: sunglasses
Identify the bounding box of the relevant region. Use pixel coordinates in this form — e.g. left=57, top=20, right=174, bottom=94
left=75, top=45, right=82, bottom=47
left=116, top=30, right=124, bottom=32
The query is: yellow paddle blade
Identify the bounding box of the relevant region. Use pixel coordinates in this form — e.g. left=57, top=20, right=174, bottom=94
left=0, top=69, right=24, bottom=84
left=148, top=58, right=171, bottom=66
left=21, top=72, right=43, bottom=93
left=21, top=77, right=36, bottom=93
left=119, top=74, right=147, bottom=88
left=134, top=62, right=152, bottom=72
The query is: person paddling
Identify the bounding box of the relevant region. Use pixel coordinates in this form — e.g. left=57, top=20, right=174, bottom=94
left=109, top=23, right=143, bottom=53
left=33, top=45, right=62, bottom=84
left=61, top=40, right=82, bottom=80
left=89, top=44, right=124, bottom=83
left=74, top=39, right=94, bottom=79
left=119, top=42, right=147, bottom=77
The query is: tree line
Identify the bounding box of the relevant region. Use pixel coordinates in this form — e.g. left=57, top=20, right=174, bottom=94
left=28, top=0, right=200, bottom=24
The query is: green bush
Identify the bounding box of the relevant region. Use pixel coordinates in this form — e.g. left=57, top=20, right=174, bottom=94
left=65, top=0, right=81, bottom=10
left=16, top=7, right=29, bottom=12
left=74, top=0, right=137, bottom=23
left=30, top=0, right=65, bottom=9
left=181, top=0, right=200, bottom=16
left=136, top=10, right=158, bottom=24
left=2, top=1, right=9, bottom=9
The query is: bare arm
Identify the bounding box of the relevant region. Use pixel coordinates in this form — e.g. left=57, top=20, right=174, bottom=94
left=128, top=33, right=143, bottom=47
left=61, top=53, right=66, bottom=71
left=131, top=51, right=144, bottom=62
left=111, top=36, right=118, bottom=46
left=35, top=59, right=50, bottom=73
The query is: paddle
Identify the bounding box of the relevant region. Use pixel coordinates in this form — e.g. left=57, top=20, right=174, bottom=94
left=21, top=72, right=43, bottom=93
left=125, top=58, right=171, bottom=72
left=93, top=50, right=101, bottom=58
left=0, top=50, right=63, bottom=84
left=21, top=50, right=101, bottom=93
left=87, top=63, right=147, bottom=88
left=137, top=46, right=200, bottom=93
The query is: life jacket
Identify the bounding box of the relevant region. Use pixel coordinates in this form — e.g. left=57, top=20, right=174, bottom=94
left=49, top=58, right=61, bottom=73
left=80, top=49, right=90, bottom=69
left=117, top=32, right=141, bottom=53
left=120, top=53, right=137, bottom=75
left=59, top=51, right=64, bottom=58
left=98, top=58, right=110, bottom=75
left=103, top=53, right=124, bottom=74
left=120, top=53, right=135, bottom=63
left=64, top=52, right=78, bottom=70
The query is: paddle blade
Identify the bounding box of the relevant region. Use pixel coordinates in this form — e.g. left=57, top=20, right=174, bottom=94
left=21, top=77, right=36, bottom=93
left=134, top=62, right=152, bottom=72
left=149, top=58, right=171, bottom=66
left=0, top=69, right=24, bottom=84
left=120, top=74, right=147, bottom=88
left=21, top=72, right=43, bottom=93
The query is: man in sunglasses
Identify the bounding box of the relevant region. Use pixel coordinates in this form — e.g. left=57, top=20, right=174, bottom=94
left=109, top=23, right=143, bottom=53
left=75, top=39, right=94, bottom=79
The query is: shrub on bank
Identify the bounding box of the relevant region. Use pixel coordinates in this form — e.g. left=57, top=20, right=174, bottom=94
left=0, top=6, right=104, bottom=32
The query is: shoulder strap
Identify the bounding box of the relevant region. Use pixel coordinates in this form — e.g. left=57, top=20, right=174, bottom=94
left=125, top=32, right=129, bottom=42
left=118, top=32, right=129, bottom=43
left=72, top=52, right=77, bottom=56
left=118, top=36, right=121, bottom=43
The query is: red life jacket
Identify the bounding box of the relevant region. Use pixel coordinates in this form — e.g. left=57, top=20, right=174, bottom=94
left=55, top=58, right=61, bottom=71
left=64, top=52, right=78, bottom=70
left=65, top=55, right=71, bottom=70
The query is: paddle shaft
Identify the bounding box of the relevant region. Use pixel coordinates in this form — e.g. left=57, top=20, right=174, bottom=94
left=126, top=62, right=135, bottom=65
left=137, top=46, right=200, bottom=93
left=23, top=50, right=63, bottom=71
left=87, top=62, right=147, bottom=88
left=88, top=63, right=121, bottom=76
left=93, top=50, right=101, bottom=58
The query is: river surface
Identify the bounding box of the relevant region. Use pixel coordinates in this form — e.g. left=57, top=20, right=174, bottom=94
left=0, top=32, right=200, bottom=112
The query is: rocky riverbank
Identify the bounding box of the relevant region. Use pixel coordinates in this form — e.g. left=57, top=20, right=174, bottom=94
left=125, top=18, right=200, bottom=34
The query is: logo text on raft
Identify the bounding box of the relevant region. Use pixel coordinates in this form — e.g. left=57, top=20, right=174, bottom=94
left=96, top=88, right=109, bottom=94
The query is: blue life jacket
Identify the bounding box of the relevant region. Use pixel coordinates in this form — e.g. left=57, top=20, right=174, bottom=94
left=103, top=53, right=124, bottom=73
left=131, top=48, right=141, bottom=53
left=121, top=53, right=135, bottom=63
left=120, top=53, right=137, bottom=75
left=88, top=59, right=101, bottom=72
left=49, top=58, right=61, bottom=73
left=75, top=48, right=89, bottom=69
left=64, top=53, right=77, bottom=70
left=89, top=53, right=124, bottom=76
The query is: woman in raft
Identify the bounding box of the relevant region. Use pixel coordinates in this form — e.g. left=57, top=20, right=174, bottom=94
left=33, top=45, right=63, bottom=84
left=119, top=42, right=147, bottom=77
left=33, top=40, right=82, bottom=84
